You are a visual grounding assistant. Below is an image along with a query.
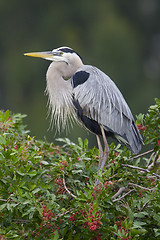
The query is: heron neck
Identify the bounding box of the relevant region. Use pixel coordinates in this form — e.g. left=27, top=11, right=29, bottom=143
left=46, top=62, right=72, bottom=92
left=45, top=62, right=75, bottom=131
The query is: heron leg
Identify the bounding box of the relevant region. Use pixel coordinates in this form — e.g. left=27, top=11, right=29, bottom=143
left=95, top=127, right=110, bottom=185
left=100, top=125, right=110, bottom=172
left=96, top=134, right=103, bottom=185
left=96, top=135, right=103, bottom=170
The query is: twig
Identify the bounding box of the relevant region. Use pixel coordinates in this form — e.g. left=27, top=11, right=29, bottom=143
left=108, top=173, right=117, bottom=180
left=141, top=200, right=150, bottom=211
left=122, top=164, right=160, bottom=178
left=111, top=187, right=128, bottom=200
left=122, top=164, right=149, bottom=172
left=112, top=189, right=134, bottom=202
left=56, top=210, right=69, bottom=218
left=146, top=152, right=155, bottom=167
left=112, top=181, right=154, bottom=202
left=62, top=174, right=76, bottom=198
left=147, top=151, right=160, bottom=170
left=0, top=199, right=7, bottom=202
left=51, top=210, right=70, bottom=221
left=13, top=219, right=31, bottom=223
left=127, top=149, right=154, bottom=161
left=128, top=183, right=153, bottom=191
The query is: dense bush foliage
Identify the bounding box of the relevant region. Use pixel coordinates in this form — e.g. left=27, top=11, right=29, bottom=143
left=0, top=98, right=159, bottom=239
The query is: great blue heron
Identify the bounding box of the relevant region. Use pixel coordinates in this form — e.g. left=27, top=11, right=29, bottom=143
left=24, top=46, right=143, bottom=173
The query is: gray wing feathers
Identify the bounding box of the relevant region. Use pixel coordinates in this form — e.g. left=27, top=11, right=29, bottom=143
left=73, top=65, right=143, bottom=154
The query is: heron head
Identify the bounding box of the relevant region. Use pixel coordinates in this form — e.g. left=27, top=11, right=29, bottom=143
left=24, top=46, right=83, bottom=65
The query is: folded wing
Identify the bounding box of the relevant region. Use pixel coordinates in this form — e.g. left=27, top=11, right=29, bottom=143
left=71, top=65, right=143, bottom=154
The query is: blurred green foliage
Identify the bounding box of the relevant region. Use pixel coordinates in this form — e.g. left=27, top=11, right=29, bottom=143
left=0, top=0, right=160, bottom=145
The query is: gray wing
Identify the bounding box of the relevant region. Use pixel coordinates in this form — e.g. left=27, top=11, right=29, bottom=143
left=71, top=65, right=143, bottom=154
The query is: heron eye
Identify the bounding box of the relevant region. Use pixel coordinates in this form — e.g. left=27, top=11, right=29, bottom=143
left=59, top=52, right=63, bottom=56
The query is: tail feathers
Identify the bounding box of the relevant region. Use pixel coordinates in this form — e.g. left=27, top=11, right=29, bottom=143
left=130, top=122, right=144, bottom=154
left=114, top=122, right=144, bottom=154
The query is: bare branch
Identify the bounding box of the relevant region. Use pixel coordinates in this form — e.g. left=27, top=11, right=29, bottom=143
left=128, top=149, right=154, bottom=161
left=147, top=151, right=160, bottom=170
left=141, top=200, right=150, bottom=211
left=54, top=210, right=69, bottom=219
left=13, top=219, right=30, bottom=223
left=63, top=174, right=76, bottom=198
left=111, top=187, right=128, bottom=200
left=128, top=183, right=154, bottom=191
left=112, top=181, right=154, bottom=203
left=112, top=189, right=134, bottom=202
left=122, top=164, right=160, bottom=178
left=146, top=152, right=155, bottom=167
left=122, top=164, right=149, bottom=172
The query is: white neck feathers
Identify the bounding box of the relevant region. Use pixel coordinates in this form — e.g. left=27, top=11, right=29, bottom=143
left=45, top=62, right=75, bottom=132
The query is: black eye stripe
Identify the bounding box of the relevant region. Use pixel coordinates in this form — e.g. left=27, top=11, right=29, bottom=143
left=58, top=48, right=74, bottom=54
left=58, top=47, right=82, bottom=60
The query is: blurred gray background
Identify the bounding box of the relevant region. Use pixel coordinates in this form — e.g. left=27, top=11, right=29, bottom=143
left=0, top=0, right=160, bottom=147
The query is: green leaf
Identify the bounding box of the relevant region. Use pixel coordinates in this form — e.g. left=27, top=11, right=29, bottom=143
left=84, top=138, right=88, bottom=149
left=130, top=228, right=147, bottom=235
left=72, top=169, right=83, bottom=174
left=25, top=165, right=31, bottom=172
left=16, top=170, right=25, bottom=176
left=74, top=233, right=81, bottom=239
left=40, top=160, right=49, bottom=165
left=52, top=230, right=59, bottom=240
left=154, top=228, right=160, bottom=237
left=0, top=203, right=7, bottom=211
left=4, top=110, right=10, bottom=121
left=27, top=170, right=37, bottom=176
left=5, top=231, right=19, bottom=239
left=133, top=221, right=146, bottom=228
left=68, top=230, right=73, bottom=240
left=32, top=187, right=41, bottom=194
left=0, top=135, right=6, bottom=145
left=153, top=213, right=160, bottom=224
left=78, top=137, right=83, bottom=148
left=92, top=201, right=98, bottom=211
left=134, top=212, right=148, bottom=218
left=62, top=227, right=68, bottom=237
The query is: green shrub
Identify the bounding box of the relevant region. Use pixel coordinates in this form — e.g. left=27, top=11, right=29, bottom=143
left=0, top=98, right=159, bottom=239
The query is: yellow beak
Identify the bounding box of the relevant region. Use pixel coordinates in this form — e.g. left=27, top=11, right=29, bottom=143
left=24, top=51, right=53, bottom=60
